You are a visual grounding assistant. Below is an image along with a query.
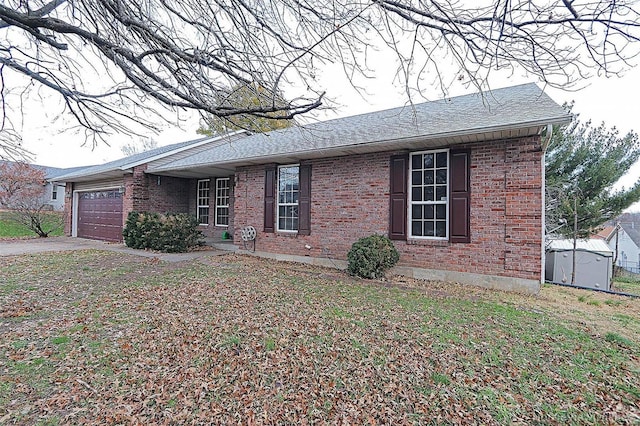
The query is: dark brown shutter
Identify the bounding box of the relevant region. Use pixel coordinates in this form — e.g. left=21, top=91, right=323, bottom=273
left=298, top=164, right=312, bottom=235
left=264, top=165, right=276, bottom=233
left=449, top=149, right=471, bottom=243
left=389, top=154, right=408, bottom=240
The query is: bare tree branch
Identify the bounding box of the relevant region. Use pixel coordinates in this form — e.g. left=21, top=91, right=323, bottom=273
left=0, top=0, right=639, bottom=158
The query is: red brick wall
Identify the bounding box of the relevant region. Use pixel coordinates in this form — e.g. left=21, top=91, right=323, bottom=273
left=122, top=167, right=190, bottom=220
left=123, top=165, right=149, bottom=214
left=63, top=183, right=73, bottom=235
left=146, top=174, right=190, bottom=214
left=233, top=137, right=543, bottom=281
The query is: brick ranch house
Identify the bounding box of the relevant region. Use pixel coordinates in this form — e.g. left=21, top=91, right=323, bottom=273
left=55, top=83, right=571, bottom=294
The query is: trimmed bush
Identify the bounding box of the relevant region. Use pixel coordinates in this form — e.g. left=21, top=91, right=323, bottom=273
left=347, top=235, right=400, bottom=279
left=123, top=211, right=204, bottom=253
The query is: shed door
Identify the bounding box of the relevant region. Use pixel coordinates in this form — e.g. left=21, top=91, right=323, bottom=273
left=77, top=190, right=123, bottom=242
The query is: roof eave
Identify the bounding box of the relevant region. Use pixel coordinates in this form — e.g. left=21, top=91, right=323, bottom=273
left=169, top=116, right=571, bottom=171
left=52, top=131, right=248, bottom=182
left=117, top=131, right=248, bottom=170
left=54, top=169, right=133, bottom=183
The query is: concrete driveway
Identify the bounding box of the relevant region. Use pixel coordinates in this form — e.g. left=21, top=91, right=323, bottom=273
left=0, top=236, right=226, bottom=262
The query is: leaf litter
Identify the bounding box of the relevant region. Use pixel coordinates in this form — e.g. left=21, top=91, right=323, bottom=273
left=0, top=251, right=638, bottom=424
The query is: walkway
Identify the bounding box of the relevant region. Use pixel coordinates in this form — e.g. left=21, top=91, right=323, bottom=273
left=0, top=237, right=228, bottom=262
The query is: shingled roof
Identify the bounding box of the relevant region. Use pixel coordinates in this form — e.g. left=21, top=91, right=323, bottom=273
left=53, top=132, right=247, bottom=182
left=621, top=223, right=640, bottom=248
left=0, top=160, right=88, bottom=181
left=149, top=83, right=572, bottom=177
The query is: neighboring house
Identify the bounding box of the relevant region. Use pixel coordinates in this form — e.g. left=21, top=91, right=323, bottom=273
left=0, top=161, right=84, bottom=211
left=43, top=166, right=88, bottom=211
left=598, top=223, right=640, bottom=273
left=43, top=170, right=65, bottom=211
left=56, top=83, right=571, bottom=294
left=593, top=225, right=617, bottom=242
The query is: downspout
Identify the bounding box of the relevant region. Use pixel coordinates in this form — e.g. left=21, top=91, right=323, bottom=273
left=541, top=124, right=553, bottom=152
left=541, top=124, right=553, bottom=287
left=613, top=223, right=621, bottom=272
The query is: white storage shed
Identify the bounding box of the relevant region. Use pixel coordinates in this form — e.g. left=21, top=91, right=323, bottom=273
left=545, top=239, right=613, bottom=290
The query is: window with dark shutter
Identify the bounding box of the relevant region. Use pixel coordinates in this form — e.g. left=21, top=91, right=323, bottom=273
left=389, top=154, right=408, bottom=240
left=409, top=150, right=449, bottom=238
left=298, top=164, right=312, bottom=235
left=277, top=165, right=299, bottom=232
left=264, top=165, right=276, bottom=233
left=449, top=149, right=471, bottom=243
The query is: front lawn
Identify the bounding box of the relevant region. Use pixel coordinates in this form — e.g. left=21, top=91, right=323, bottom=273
left=613, top=275, right=640, bottom=295
left=0, top=251, right=638, bottom=424
left=0, top=210, right=63, bottom=238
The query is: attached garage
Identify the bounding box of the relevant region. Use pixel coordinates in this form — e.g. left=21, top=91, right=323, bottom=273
left=53, top=134, right=243, bottom=245
left=76, top=189, right=123, bottom=242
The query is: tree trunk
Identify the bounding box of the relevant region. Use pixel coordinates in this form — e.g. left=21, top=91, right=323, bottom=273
left=571, top=196, right=578, bottom=286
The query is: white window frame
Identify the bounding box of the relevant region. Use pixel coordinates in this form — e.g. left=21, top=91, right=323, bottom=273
left=408, top=149, right=450, bottom=240
left=52, top=184, right=58, bottom=200
left=214, top=177, right=230, bottom=227
left=197, top=179, right=210, bottom=225
left=276, top=164, right=299, bottom=233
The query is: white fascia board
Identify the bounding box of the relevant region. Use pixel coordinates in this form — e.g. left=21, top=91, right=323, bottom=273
left=118, top=131, right=248, bottom=171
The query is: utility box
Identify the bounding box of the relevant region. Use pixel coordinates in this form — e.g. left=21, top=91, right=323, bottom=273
left=545, top=239, right=613, bottom=290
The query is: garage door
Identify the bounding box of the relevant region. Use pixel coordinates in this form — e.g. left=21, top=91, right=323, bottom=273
left=77, top=190, right=123, bottom=242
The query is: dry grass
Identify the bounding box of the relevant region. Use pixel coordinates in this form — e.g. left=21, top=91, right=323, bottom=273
left=0, top=251, right=638, bottom=425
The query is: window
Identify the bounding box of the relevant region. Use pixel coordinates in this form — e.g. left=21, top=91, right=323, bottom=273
left=409, top=150, right=449, bottom=238
left=197, top=179, right=210, bottom=225
left=215, top=178, right=230, bottom=226
left=52, top=184, right=58, bottom=200
left=265, top=164, right=311, bottom=235
left=390, top=150, right=469, bottom=242
left=277, top=165, right=299, bottom=232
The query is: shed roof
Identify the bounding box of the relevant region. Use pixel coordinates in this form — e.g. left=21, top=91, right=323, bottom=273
left=150, top=82, right=572, bottom=177
left=547, top=239, right=613, bottom=256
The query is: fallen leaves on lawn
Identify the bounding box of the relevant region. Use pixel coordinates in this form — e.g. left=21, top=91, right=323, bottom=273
left=0, top=251, right=638, bottom=425
left=0, top=299, right=40, bottom=318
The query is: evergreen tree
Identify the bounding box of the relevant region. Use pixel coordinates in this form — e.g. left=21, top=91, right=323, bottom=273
left=546, top=109, right=640, bottom=239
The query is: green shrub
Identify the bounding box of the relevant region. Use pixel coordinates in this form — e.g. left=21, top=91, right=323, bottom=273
left=123, top=211, right=158, bottom=249
left=347, top=235, right=399, bottom=279
left=123, top=211, right=204, bottom=253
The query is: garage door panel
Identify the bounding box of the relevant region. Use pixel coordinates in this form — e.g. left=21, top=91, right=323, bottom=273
left=77, top=190, right=123, bottom=242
